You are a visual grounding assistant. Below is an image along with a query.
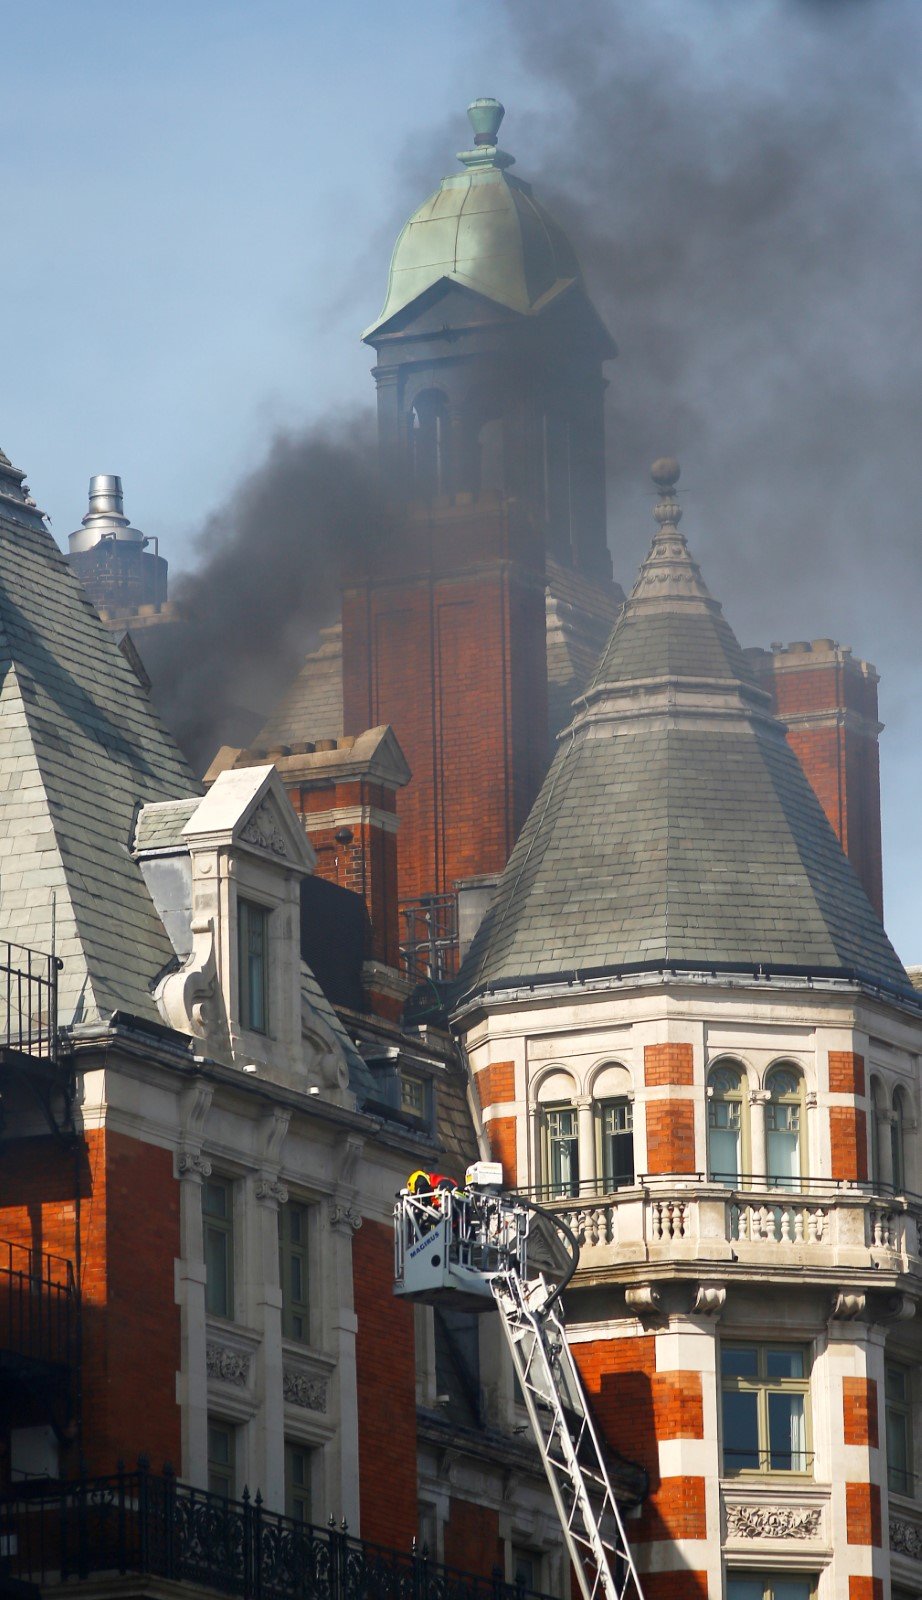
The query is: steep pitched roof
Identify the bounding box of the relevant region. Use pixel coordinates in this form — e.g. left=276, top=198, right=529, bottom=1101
left=0, top=448, right=198, bottom=1026
left=458, top=463, right=913, bottom=1003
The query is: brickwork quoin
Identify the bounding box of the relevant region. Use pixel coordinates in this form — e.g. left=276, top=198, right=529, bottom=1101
left=843, top=1377, right=879, bottom=1448
left=352, top=1219, right=417, bottom=1548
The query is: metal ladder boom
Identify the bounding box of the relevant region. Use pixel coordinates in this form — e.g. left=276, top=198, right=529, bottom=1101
left=490, top=1268, right=644, bottom=1600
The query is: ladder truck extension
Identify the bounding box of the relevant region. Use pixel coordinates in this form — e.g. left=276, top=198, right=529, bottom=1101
left=393, top=1163, right=645, bottom=1600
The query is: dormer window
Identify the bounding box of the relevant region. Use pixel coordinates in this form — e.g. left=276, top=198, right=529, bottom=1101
left=239, top=899, right=269, bottom=1034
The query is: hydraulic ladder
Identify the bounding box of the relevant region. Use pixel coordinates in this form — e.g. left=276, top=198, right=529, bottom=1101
left=394, top=1169, right=645, bottom=1600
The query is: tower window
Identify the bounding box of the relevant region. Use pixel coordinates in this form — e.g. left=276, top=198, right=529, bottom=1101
left=543, top=1105, right=579, bottom=1198
left=238, top=898, right=269, bottom=1034
left=721, top=1343, right=811, bottom=1475
left=765, top=1065, right=806, bottom=1187
left=410, top=390, right=448, bottom=498
left=598, top=1099, right=634, bottom=1189
left=708, top=1061, right=748, bottom=1185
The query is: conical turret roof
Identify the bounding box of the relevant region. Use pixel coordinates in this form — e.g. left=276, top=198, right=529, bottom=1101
left=458, top=460, right=913, bottom=1003
left=0, top=446, right=198, bottom=1026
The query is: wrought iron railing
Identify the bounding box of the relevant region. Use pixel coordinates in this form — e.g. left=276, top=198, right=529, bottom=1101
left=399, top=895, right=459, bottom=984
left=0, top=940, right=62, bottom=1063
left=0, top=1240, right=76, bottom=1372
left=0, top=1463, right=556, bottom=1600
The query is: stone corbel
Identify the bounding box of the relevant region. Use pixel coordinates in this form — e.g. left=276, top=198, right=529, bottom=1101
left=155, top=917, right=231, bottom=1054
left=625, top=1284, right=662, bottom=1319
left=254, top=1176, right=289, bottom=1206
left=693, top=1283, right=726, bottom=1318
left=882, top=1293, right=917, bottom=1322
left=830, top=1291, right=866, bottom=1320
left=258, top=1108, right=291, bottom=1167
left=301, top=987, right=352, bottom=1101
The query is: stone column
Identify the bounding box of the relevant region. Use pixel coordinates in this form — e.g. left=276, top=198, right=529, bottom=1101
left=577, top=1097, right=596, bottom=1191
left=176, top=1146, right=211, bottom=1489
left=248, top=1174, right=288, bottom=1512
left=749, top=1090, right=769, bottom=1181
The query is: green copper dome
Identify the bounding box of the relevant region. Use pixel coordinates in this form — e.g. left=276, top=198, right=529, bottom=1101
left=363, top=100, right=584, bottom=341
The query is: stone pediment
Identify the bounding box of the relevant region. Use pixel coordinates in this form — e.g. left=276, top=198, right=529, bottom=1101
left=182, top=764, right=315, bottom=873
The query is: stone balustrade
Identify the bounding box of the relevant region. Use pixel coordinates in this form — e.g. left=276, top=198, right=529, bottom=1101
left=546, top=1183, right=921, bottom=1279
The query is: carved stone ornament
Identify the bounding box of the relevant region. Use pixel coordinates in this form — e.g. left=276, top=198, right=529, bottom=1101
left=830, top=1291, right=866, bottom=1320
left=726, top=1505, right=821, bottom=1541
left=206, top=1343, right=251, bottom=1387
left=890, top=1516, right=922, bottom=1559
left=328, top=1202, right=362, bottom=1233
left=693, top=1283, right=726, bottom=1318
left=177, top=1150, right=213, bottom=1180
left=255, top=1177, right=289, bottom=1205
left=625, top=1284, right=661, bottom=1315
left=155, top=917, right=231, bottom=1053
left=283, top=1369, right=327, bottom=1411
left=241, top=801, right=289, bottom=858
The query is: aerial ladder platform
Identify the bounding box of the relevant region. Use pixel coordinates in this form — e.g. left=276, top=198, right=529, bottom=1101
left=394, top=1164, right=645, bottom=1600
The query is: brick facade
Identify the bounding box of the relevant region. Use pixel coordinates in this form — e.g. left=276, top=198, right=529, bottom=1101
left=475, top=1062, right=516, bottom=1108
left=845, top=1482, right=882, bottom=1546
left=443, top=1499, right=503, bottom=1574
left=342, top=498, right=548, bottom=905
left=829, top=1051, right=866, bottom=1096
left=352, top=1219, right=417, bottom=1547
left=646, top=1101, right=696, bottom=1175
left=485, top=1116, right=518, bottom=1185
left=830, top=1106, right=869, bottom=1182
left=644, top=1044, right=695, bottom=1087
left=749, top=642, right=883, bottom=916
left=843, top=1377, right=879, bottom=1448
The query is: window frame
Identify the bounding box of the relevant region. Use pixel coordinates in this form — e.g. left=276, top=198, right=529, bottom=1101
left=886, top=1359, right=914, bottom=1499
left=720, top=1341, right=812, bottom=1478
left=542, top=1102, right=580, bottom=1199
left=279, top=1200, right=312, bottom=1345
left=596, top=1096, right=635, bottom=1190
left=284, top=1440, right=313, bottom=1523
left=707, top=1061, right=750, bottom=1186
left=892, top=1087, right=909, bottom=1193
left=238, top=896, right=270, bottom=1036
left=726, top=1573, right=816, bottom=1600
left=207, top=1420, right=236, bottom=1499
left=203, top=1174, right=235, bottom=1321
left=765, top=1064, right=807, bottom=1187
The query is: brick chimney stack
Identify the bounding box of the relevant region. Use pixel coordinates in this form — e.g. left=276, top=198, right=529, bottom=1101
left=746, top=639, right=884, bottom=917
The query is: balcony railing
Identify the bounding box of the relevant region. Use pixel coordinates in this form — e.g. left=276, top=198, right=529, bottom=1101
left=399, top=896, right=459, bottom=985
left=0, top=1464, right=556, bottom=1600
left=514, top=1179, right=922, bottom=1274
left=0, top=940, right=62, bottom=1065
left=0, top=1241, right=76, bottom=1374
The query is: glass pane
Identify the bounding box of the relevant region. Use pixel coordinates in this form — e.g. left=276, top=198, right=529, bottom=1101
left=887, top=1406, right=911, bottom=1493
left=603, top=1130, right=634, bottom=1188
left=768, top=1391, right=806, bottom=1470
left=722, top=1346, right=759, bottom=1378
left=289, top=1208, right=302, bottom=1245
left=765, top=1347, right=804, bottom=1379
left=767, top=1128, right=800, bottom=1188
left=722, top=1390, right=760, bottom=1470
left=774, top=1582, right=812, bottom=1600
left=726, top=1581, right=763, bottom=1600
left=290, top=1257, right=303, bottom=1302
left=203, top=1180, right=227, bottom=1219
left=886, top=1365, right=908, bottom=1403
left=208, top=1426, right=230, bottom=1467
left=205, top=1225, right=229, bottom=1317
left=709, top=1125, right=741, bottom=1183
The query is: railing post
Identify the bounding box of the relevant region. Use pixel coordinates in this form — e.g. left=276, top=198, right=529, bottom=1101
left=242, top=1487, right=253, bottom=1600
left=162, top=1461, right=177, bottom=1581
left=253, top=1491, right=264, bottom=1600
left=137, top=1455, right=151, bottom=1576
left=116, top=1459, right=127, bottom=1573
left=76, top=1461, right=89, bottom=1580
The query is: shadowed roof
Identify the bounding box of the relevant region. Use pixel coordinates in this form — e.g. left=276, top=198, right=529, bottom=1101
left=458, top=462, right=913, bottom=1004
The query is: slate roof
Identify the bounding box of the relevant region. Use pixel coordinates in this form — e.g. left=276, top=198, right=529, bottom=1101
left=0, top=449, right=199, bottom=1026
left=458, top=476, right=914, bottom=1003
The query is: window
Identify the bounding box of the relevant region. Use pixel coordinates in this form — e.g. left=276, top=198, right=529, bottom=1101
left=400, top=1071, right=428, bottom=1119
left=727, top=1577, right=814, bottom=1600
left=410, top=390, right=448, bottom=498
left=766, top=1066, right=805, bottom=1187
left=544, top=1105, right=579, bottom=1198
left=870, top=1076, right=884, bottom=1187
left=279, top=1202, right=310, bottom=1344
left=207, top=1421, right=236, bottom=1498
left=203, top=1176, right=234, bottom=1320
left=721, top=1344, right=810, bottom=1475
left=512, top=1548, right=542, bottom=1593
left=238, top=898, right=269, bottom=1034
left=598, top=1099, right=634, bottom=1189
left=285, top=1442, right=313, bottom=1522
left=708, top=1062, right=748, bottom=1185
left=892, top=1088, right=908, bottom=1192
left=886, top=1362, right=913, bottom=1496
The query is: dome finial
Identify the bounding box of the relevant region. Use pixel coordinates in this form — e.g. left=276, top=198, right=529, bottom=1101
left=651, top=457, right=682, bottom=528
left=468, top=98, right=505, bottom=147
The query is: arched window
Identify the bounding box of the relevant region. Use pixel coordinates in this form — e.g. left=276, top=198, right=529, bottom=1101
left=870, top=1076, right=884, bottom=1188
left=766, top=1065, right=806, bottom=1188
left=543, top=1105, right=579, bottom=1198
left=708, top=1062, right=747, bottom=1186
left=409, top=390, right=448, bottom=498
left=592, top=1062, right=634, bottom=1190
left=892, top=1087, right=908, bottom=1193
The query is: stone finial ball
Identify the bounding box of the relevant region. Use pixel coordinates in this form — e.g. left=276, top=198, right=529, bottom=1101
left=651, top=457, right=680, bottom=489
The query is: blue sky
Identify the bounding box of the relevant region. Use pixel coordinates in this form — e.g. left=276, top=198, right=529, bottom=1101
left=4, top=0, right=922, bottom=964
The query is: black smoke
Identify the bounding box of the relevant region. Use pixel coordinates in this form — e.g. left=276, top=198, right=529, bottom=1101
left=139, top=420, right=389, bottom=773
left=503, top=0, right=922, bottom=659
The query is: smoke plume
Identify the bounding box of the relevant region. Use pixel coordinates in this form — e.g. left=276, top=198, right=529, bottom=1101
left=504, top=0, right=922, bottom=668
left=140, top=420, right=388, bottom=773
